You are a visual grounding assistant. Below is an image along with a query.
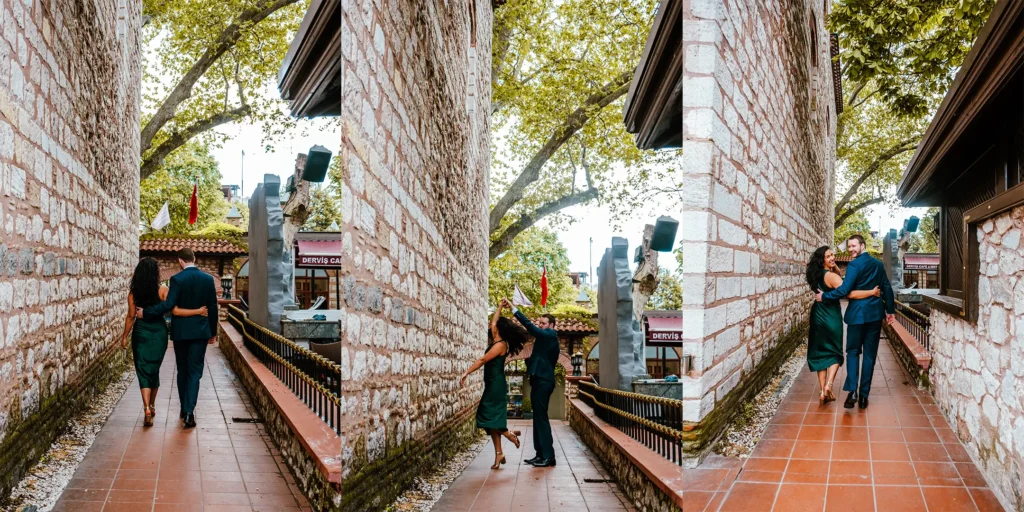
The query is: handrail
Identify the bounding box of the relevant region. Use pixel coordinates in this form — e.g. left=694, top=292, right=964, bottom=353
left=227, top=305, right=341, bottom=434
left=576, top=379, right=683, bottom=465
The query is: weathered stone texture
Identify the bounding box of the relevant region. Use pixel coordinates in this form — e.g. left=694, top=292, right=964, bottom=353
left=0, top=0, right=141, bottom=498
left=340, top=0, right=491, bottom=508
left=681, top=0, right=836, bottom=442
left=929, top=208, right=1024, bottom=512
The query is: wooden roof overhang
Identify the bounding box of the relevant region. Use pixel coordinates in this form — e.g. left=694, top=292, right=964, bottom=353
left=623, top=0, right=681, bottom=150
left=897, top=0, right=1024, bottom=207
left=278, top=0, right=341, bottom=118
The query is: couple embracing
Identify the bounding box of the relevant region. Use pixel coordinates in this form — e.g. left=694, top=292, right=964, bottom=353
left=806, top=234, right=895, bottom=409
left=119, top=248, right=219, bottom=428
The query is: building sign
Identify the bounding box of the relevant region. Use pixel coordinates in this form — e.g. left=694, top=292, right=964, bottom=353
left=649, top=331, right=682, bottom=342
left=904, top=264, right=938, bottom=270
left=297, top=254, right=341, bottom=268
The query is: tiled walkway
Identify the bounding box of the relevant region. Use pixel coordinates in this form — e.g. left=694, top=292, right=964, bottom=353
left=52, top=342, right=312, bottom=511
left=432, top=419, right=636, bottom=511
left=684, top=335, right=1007, bottom=512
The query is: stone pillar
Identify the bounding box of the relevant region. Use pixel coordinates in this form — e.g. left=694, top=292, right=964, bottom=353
left=247, top=174, right=295, bottom=333
left=597, top=238, right=642, bottom=391
left=883, top=228, right=901, bottom=291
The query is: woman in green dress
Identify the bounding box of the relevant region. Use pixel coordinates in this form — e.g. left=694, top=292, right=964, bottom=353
left=120, top=257, right=208, bottom=427
left=806, top=246, right=880, bottom=403
left=460, top=301, right=528, bottom=469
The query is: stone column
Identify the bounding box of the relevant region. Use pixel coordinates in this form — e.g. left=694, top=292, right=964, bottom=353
left=597, top=237, right=642, bottom=391
left=247, top=174, right=295, bottom=333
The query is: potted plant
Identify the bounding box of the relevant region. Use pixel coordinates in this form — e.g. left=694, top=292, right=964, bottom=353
left=522, top=396, right=533, bottom=419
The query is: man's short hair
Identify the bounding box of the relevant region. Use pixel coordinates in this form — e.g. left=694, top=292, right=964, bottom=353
left=177, top=247, right=196, bottom=263
left=543, top=314, right=556, bottom=327
left=848, top=234, right=866, bottom=247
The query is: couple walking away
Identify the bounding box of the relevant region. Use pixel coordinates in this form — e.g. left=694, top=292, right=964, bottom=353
left=459, top=298, right=560, bottom=469
left=807, top=234, right=895, bottom=409
left=119, top=248, right=219, bottom=428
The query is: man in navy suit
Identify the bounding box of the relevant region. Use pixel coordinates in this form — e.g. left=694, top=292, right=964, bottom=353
left=815, top=234, right=895, bottom=409
left=137, top=248, right=219, bottom=428
left=503, top=297, right=560, bottom=467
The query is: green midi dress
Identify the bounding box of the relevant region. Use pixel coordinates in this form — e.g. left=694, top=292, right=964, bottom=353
left=808, top=278, right=844, bottom=372
left=132, top=316, right=169, bottom=389
left=475, top=341, right=509, bottom=431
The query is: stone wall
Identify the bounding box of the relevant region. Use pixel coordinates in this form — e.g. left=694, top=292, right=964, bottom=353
left=928, top=208, right=1024, bottom=511
left=0, top=0, right=141, bottom=498
left=339, top=0, right=492, bottom=507
left=680, top=0, right=836, bottom=454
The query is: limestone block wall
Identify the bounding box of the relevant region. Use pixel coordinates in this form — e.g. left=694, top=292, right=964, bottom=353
left=0, top=0, right=141, bottom=496
left=928, top=208, right=1024, bottom=511
left=339, top=0, right=491, bottom=508
left=680, top=0, right=836, bottom=432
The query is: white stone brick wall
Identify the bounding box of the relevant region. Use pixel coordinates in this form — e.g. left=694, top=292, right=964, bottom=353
left=929, top=208, right=1024, bottom=511
left=681, top=0, right=836, bottom=422
left=0, top=0, right=141, bottom=440
left=340, top=0, right=491, bottom=477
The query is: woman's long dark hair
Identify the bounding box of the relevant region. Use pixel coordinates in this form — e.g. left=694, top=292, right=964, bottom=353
left=805, top=246, right=830, bottom=291
left=131, top=257, right=162, bottom=308
left=490, top=317, right=527, bottom=357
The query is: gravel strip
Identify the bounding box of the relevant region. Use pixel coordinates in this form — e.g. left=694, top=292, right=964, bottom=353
left=5, top=366, right=134, bottom=512
left=387, top=434, right=488, bottom=512
left=713, top=344, right=808, bottom=458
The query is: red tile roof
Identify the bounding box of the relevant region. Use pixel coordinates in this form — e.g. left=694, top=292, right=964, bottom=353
left=139, top=236, right=248, bottom=256
left=530, top=317, right=598, bottom=335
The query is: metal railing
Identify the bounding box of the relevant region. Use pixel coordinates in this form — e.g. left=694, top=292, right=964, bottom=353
left=577, top=379, right=683, bottom=465
left=894, top=299, right=931, bottom=352
left=227, top=305, right=341, bottom=434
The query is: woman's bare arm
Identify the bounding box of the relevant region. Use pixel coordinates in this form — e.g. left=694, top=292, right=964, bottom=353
left=849, top=286, right=881, bottom=300
left=120, top=293, right=135, bottom=348
left=459, top=342, right=507, bottom=386
left=173, top=305, right=209, bottom=317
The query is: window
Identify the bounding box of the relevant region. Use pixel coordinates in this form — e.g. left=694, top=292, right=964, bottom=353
left=809, top=11, right=818, bottom=67
left=295, top=268, right=331, bottom=309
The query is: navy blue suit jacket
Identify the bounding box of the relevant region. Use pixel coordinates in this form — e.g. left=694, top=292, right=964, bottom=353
left=514, top=310, right=559, bottom=382
left=821, top=253, right=895, bottom=325
left=143, top=266, right=219, bottom=341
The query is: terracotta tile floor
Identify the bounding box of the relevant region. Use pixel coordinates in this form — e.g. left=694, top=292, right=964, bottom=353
left=432, top=419, right=637, bottom=511
left=51, top=343, right=312, bottom=512
left=683, top=335, right=1008, bottom=512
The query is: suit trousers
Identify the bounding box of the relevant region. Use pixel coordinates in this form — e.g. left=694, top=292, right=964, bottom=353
left=174, top=339, right=209, bottom=414
left=843, top=321, right=882, bottom=398
left=530, top=375, right=556, bottom=460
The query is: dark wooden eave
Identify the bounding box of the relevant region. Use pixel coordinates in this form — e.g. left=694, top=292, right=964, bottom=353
left=897, top=0, right=1024, bottom=206
left=623, top=0, right=681, bottom=150
left=278, top=0, right=341, bottom=118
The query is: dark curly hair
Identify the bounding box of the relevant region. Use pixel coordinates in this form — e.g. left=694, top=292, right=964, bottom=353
left=490, top=317, right=527, bottom=357
left=130, top=257, right=162, bottom=309
left=805, top=245, right=830, bottom=292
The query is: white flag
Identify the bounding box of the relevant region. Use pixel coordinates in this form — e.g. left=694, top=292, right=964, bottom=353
left=152, top=202, right=171, bottom=230
left=512, top=284, right=533, bottom=307
left=838, top=240, right=847, bottom=252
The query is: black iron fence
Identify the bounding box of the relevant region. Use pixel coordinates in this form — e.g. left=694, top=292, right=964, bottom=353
left=228, top=306, right=341, bottom=434
left=894, top=299, right=931, bottom=352
left=577, top=379, right=683, bottom=465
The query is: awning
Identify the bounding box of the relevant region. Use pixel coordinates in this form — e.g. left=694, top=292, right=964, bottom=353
left=645, top=315, right=682, bottom=344
left=296, top=239, right=341, bottom=268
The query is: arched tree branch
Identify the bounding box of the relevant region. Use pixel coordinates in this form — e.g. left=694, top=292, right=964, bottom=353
left=140, top=0, right=299, bottom=161
left=489, top=187, right=599, bottom=260
left=834, top=135, right=920, bottom=216
left=140, top=105, right=252, bottom=180
left=488, top=70, right=633, bottom=235
left=835, top=197, right=884, bottom=228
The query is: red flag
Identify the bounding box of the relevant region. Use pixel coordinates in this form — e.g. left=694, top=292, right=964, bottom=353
left=188, top=182, right=198, bottom=225
left=540, top=265, right=548, bottom=307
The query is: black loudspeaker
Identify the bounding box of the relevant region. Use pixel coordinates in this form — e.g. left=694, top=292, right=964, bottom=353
left=650, top=216, right=679, bottom=252
left=905, top=216, right=920, bottom=233
left=301, top=145, right=333, bottom=182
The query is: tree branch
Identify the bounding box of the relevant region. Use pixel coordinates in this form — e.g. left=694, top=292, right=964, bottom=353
left=489, top=187, right=599, bottom=260
left=140, top=105, right=252, bottom=180
left=834, top=135, right=920, bottom=215
left=488, top=69, right=634, bottom=234
left=140, top=0, right=299, bottom=159
left=834, top=197, right=884, bottom=228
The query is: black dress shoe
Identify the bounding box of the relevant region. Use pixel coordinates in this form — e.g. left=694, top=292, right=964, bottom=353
left=844, top=392, right=857, bottom=409
left=180, top=411, right=185, bottom=419
left=530, top=458, right=556, bottom=467
left=858, top=396, right=869, bottom=409
left=183, top=413, right=196, bottom=428
left=524, top=456, right=541, bottom=465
